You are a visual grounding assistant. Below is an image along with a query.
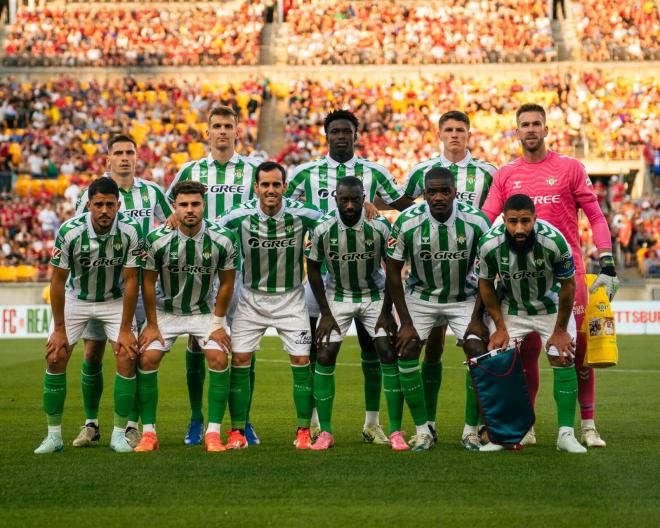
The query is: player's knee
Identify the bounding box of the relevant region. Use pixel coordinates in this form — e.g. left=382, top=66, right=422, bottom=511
left=83, top=339, right=105, bottom=363
left=115, top=357, right=136, bottom=378
left=547, top=354, right=574, bottom=368
left=316, top=344, right=338, bottom=366
left=232, top=352, right=252, bottom=367
left=373, top=337, right=397, bottom=364
left=399, top=342, right=421, bottom=362
left=463, top=337, right=487, bottom=359
left=290, top=354, right=310, bottom=367
left=205, top=350, right=228, bottom=371
left=138, top=351, right=160, bottom=371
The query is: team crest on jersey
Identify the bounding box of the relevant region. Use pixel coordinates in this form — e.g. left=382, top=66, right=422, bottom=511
left=547, top=177, right=557, bottom=186
left=285, top=224, right=294, bottom=234
left=457, top=235, right=466, bottom=245
left=512, top=181, right=522, bottom=190
left=467, top=176, right=475, bottom=185
left=534, top=258, right=544, bottom=267
left=113, top=241, right=123, bottom=252
left=202, top=250, right=212, bottom=260
left=235, top=167, right=243, bottom=180
left=365, top=238, right=374, bottom=247
left=141, top=187, right=149, bottom=201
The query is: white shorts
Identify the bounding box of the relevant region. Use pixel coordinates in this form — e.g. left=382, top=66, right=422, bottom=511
left=304, top=279, right=320, bottom=318
left=82, top=291, right=145, bottom=341
left=49, top=296, right=129, bottom=346
left=405, top=295, right=475, bottom=343
left=326, top=298, right=388, bottom=343
left=146, top=310, right=226, bottom=353
left=488, top=311, right=577, bottom=357
left=231, top=286, right=311, bottom=356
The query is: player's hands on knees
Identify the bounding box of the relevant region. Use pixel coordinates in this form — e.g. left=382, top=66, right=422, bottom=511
left=205, top=328, right=231, bottom=354
left=375, top=310, right=397, bottom=340
left=364, top=201, right=378, bottom=220
left=464, top=317, right=489, bottom=343
left=546, top=330, right=575, bottom=366
left=395, top=322, right=420, bottom=353
left=165, top=214, right=179, bottom=229
left=488, top=327, right=509, bottom=351
left=45, top=329, right=70, bottom=365
left=316, top=313, right=340, bottom=348
left=138, top=323, right=163, bottom=354
left=115, top=328, right=139, bottom=361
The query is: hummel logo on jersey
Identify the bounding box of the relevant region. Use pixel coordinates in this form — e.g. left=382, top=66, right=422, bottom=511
left=501, top=257, right=508, bottom=264
left=512, top=181, right=522, bottom=189
left=421, top=236, right=430, bottom=244
left=419, top=250, right=470, bottom=261
left=80, top=256, right=124, bottom=268
left=294, top=330, right=312, bottom=345
left=167, top=264, right=214, bottom=274
left=327, top=251, right=376, bottom=261
left=501, top=270, right=546, bottom=280
left=209, top=184, right=245, bottom=193
left=318, top=188, right=336, bottom=199
left=330, top=238, right=338, bottom=245
left=247, top=237, right=297, bottom=249
left=123, top=209, right=153, bottom=218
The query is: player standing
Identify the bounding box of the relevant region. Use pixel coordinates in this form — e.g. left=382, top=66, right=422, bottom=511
left=482, top=104, right=618, bottom=448
left=134, top=181, right=238, bottom=452
left=35, top=178, right=142, bottom=454
left=287, top=109, right=413, bottom=443
left=386, top=167, right=491, bottom=451
left=218, top=161, right=322, bottom=449
left=401, top=110, right=497, bottom=449
left=477, top=194, right=586, bottom=453
left=72, top=134, right=172, bottom=449
left=166, top=105, right=261, bottom=446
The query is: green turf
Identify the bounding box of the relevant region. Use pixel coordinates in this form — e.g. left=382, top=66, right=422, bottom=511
left=1, top=336, right=659, bottom=527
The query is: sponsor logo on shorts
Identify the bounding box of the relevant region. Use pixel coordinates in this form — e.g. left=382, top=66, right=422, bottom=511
left=208, top=184, right=245, bottom=194
left=294, top=330, right=312, bottom=345
left=167, top=264, right=214, bottom=274
left=419, top=250, right=470, bottom=261
left=247, top=237, right=297, bottom=249
left=80, top=256, right=124, bottom=268
left=123, top=208, right=153, bottom=218
left=500, top=270, right=546, bottom=280
left=531, top=195, right=560, bottom=205
left=327, top=251, right=376, bottom=261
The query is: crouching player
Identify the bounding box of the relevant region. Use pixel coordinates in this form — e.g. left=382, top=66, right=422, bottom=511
left=35, top=177, right=142, bottom=454
left=386, top=167, right=492, bottom=451
left=307, top=177, right=423, bottom=451
left=135, top=181, right=238, bottom=452
left=476, top=194, right=586, bottom=453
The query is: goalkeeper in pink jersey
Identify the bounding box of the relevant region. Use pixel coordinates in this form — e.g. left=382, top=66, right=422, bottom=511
left=482, top=103, right=619, bottom=449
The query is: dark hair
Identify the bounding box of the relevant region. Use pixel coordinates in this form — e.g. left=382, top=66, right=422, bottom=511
left=88, top=177, right=119, bottom=199
left=516, top=103, right=546, bottom=123
left=324, top=109, right=359, bottom=134
left=336, top=176, right=364, bottom=192
left=208, top=105, right=238, bottom=123
left=170, top=180, right=207, bottom=200
left=255, top=161, right=286, bottom=182
left=108, top=134, right=136, bottom=151
left=424, top=167, right=454, bottom=187
left=438, top=110, right=470, bottom=131
left=503, top=194, right=535, bottom=214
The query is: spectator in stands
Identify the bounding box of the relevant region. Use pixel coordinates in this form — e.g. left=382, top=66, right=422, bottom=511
left=37, top=202, right=59, bottom=236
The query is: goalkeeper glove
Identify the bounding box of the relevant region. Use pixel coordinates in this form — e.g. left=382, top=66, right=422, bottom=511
left=589, top=253, right=619, bottom=301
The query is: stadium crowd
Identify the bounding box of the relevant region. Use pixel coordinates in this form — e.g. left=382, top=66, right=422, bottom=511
left=283, top=0, right=556, bottom=65
left=2, top=2, right=264, bottom=66
left=573, top=0, right=660, bottom=61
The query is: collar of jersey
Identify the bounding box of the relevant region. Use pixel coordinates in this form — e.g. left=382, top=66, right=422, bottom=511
left=86, top=211, right=119, bottom=239
left=325, top=154, right=358, bottom=169
left=103, top=172, right=143, bottom=191
left=257, top=200, right=286, bottom=221
left=440, top=150, right=472, bottom=168
left=425, top=199, right=457, bottom=228
left=208, top=152, right=241, bottom=166
left=177, top=220, right=207, bottom=242
left=337, top=209, right=365, bottom=231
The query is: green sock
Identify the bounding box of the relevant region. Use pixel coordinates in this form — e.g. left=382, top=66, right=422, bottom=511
left=81, top=360, right=102, bottom=421
left=246, top=354, right=256, bottom=423
left=44, top=372, right=66, bottom=426
left=186, top=349, right=205, bottom=422
left=361, top=348, right=382, bottom=413
left=553, top=366, right=578, bottom=428
left=137, top=369, right=158, bottom=425
left=422, top=361, right=442, bottom=423
left=381, top=362, right=403, bottom=435
left=291, top=363, right=313, bottom=428
left=313, top=364, right=335, bottom=434
left=229, top=365, right=251, bottom=430
left=464, top=371, right=480, bottom=426
left=398, top=359, right=427, bottom=427
left=208, top=367, right=230, bottom=425
left=113, top=373, right=136, bottom=429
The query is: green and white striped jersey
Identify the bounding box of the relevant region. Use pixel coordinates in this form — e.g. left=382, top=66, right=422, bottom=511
left=76, top=174, right=172, bottom=236
left=142, top=220, right=238, bottom=315
left=50, top=212, right=142, bottom=302
left=218, top=198, right=322, bottom=294
left=476, top=219, right=575, bottom=316
left=286, top=155, right=402, bottom=213
left=388, top=200, right=491, bottom=304
left=308, top=210, right=390, bottom=303
left=167, top=153, right=258, bottom=219
left=402, top=151, right=496, bottom=208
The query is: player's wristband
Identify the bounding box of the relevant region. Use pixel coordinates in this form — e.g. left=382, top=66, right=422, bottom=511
left=598, top=254, right=616, bottom=277
left=210, top=316, right=227, bottom=332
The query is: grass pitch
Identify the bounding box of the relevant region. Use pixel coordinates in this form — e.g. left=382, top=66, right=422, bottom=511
left=1, top=336, right=659, bottom=527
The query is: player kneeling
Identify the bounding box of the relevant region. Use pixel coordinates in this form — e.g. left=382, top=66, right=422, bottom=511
left=306, top=177, right=409, bottom=451
left=134, top=181, right=238, bottom=452
left=476, top=194, right=586, bottom=453
left=35, top=178, right=142, bottom=454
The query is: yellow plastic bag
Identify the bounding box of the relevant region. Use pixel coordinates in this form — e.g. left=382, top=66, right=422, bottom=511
left=580, top=274, right=618, bottom=368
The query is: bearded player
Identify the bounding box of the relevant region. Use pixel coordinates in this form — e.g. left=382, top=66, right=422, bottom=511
left=482, top=103, right=619, bottom=448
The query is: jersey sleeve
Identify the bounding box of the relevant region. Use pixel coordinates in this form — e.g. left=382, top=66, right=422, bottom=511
left=386, top=219, right=408, bottom=261
left=50, top=231, right=70, bottom=270
left=571, top=162, right=612, bottom=249
left=216, top=206, right=243, bottom=230
left=307, top=226, right=325, bottom=263
left=74, top=190, right=89, bottom=215
left=476, top=237, right=498, bottom=280
left=165, top=161, right=195, bottom=203
left=123, top=225, right=143, bottom=268
left=550, top=235, right=576, bottom=280
left=402, top=167, right=424, bottom=199
left=153, top=185, right=173, bottom=221
left=218, top=230, right=239, bottom=271
left=481, top=169, right=506, bottom=222
left=285, top=166, right=306, bottom=200
left=300, top=206, right=323, bottom=231
left=142, top=234, right=159, bottom=272
left=374, top=167, right=403, bottom=204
